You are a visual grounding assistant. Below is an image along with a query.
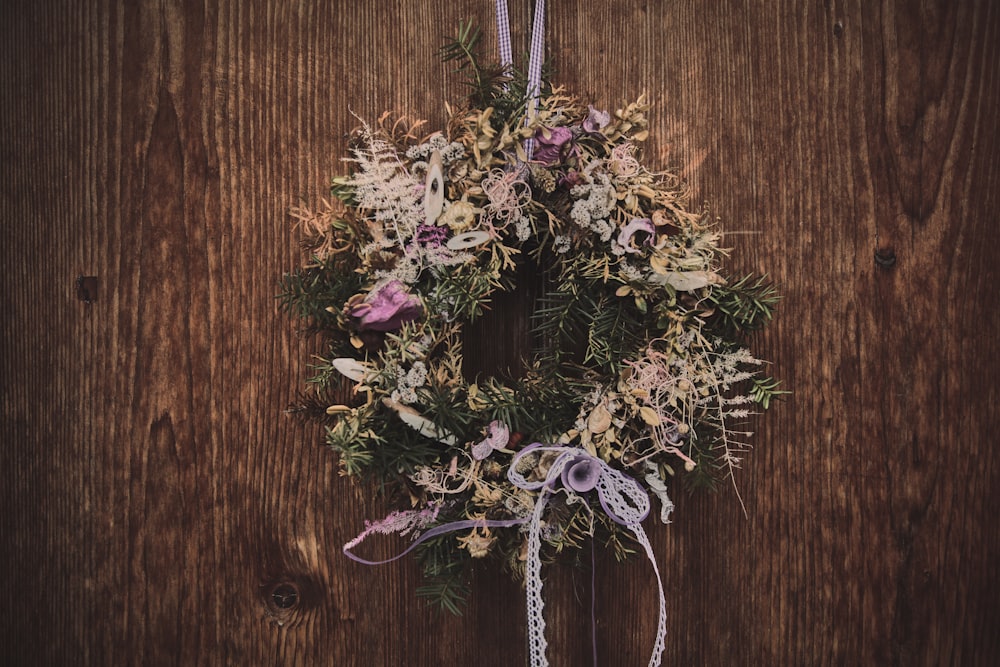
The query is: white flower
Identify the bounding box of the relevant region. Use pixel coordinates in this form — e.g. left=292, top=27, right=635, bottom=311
left=515, top=216, right=532, bottom=241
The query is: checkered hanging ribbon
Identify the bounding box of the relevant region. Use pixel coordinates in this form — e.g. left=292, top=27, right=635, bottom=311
left=495, top=0, right=545, bottom=159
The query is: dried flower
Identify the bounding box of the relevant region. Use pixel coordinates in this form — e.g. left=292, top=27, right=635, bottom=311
left=350, top=280, right=423, bottom=331
left=532, top=126, right=574, bottom=165
left=582, top=105, right=611, bottom=133
left=616, top=218, right=655, bottom=254
left=472, top=421, right=511, bottom=460
left=438, top=200, right=478, bottom=232
left=458, top=527, right=495, bottom=558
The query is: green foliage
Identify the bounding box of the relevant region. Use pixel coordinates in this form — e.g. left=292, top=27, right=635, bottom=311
left=595, top=514, right=639, bottom=562
left=532, top=272, right=646, bottom=374
left=707, top=273, right=781, bottom=339
left=330, top=177, right=356, bottom=206
left=414, top=379, right=475, bottom=444
left=580, top=293, right=644, bottom=373
left=475, top=369, right=582, bottom=442
left=438, top=20, right=553, bottom=128
left=424, top=263, right=504, bottom=323
left=415, top=535, right=471, bottom=615
left=439, top=20, right=510, bottom=111
left=277, top=255, right=364, bottom=329
left=749, top=375, right=788, bottom=410
left=326, top=411, right=446, bottom=482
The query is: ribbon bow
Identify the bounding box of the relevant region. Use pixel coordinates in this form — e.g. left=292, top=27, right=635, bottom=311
left=343, top=442, right=667, bottom=666
left=508, top=444, right=667, bottom=667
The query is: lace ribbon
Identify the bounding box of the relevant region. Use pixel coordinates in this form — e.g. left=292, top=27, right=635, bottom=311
left=342, top=443, right=667, bottom=666
left=508, top=445, right=667, bottom=667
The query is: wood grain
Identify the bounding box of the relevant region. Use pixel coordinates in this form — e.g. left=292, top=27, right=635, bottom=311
left=1, top=0, right=998, bottom=665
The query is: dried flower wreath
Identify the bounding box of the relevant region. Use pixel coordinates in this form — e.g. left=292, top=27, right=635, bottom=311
left=280, top=16, right=780, bottom=667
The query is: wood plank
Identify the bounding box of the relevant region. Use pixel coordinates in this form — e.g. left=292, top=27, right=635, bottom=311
left=1, top=0, right=998, bottom=665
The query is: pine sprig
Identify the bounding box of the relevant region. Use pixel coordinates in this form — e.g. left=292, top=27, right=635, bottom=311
left=425, top=263, right=504, bottom=323
left=748, top=375, right=788, bottom=410
left=439, top=20, right=510, bottom=110
left=707, top=273, right=780, bottom=339
left=415, top=535, right=471, bottom=615
left=580, top=293, right=644, bottom=373
left=438, top=20, right=554, bottom=128
left=277, top=255, right=364, bottom=330
left=285, top=388, right=342, bottom=426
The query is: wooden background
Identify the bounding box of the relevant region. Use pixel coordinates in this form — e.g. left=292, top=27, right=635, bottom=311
left=2, top=0, right=998, bottom=664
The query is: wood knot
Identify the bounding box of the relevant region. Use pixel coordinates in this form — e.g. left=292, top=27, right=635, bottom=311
left=874, top=248, right=897, bottom=269
left=76, top=275, right=98, bottom=303
left=261, top=575, right=319, bottom=626
left=269, top=582, right=299, bottom=610
left=833, top=20, right=844, bottom=38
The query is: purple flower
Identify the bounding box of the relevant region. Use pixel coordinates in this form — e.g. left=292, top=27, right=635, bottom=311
left=559, top=170, right=584, bottom=188
left=582, top=105, right=611, bottom=134
left=414, top=224, right=449, bottom=247
left=532, top=126, right=574, bottom=165
left=617, top=218, right=656, bottom=254
left=561, top=455, right=602, bottom=493
left=350, top=281, right=423, bottom=332
left=472, top=421, right=511, bottom=461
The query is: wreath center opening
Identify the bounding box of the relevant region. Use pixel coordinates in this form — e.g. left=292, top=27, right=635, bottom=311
left=461, top=256, right=548, bottom=383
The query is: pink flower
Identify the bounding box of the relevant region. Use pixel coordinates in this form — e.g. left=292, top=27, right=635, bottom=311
left=617, top=218, right=656, bottom=254
left=350, top=281, right=423, bottom=332
left=582, top=105, right=611, bottom=134
left=472, top=421, right=511, bottom=461
left=532, top=126, right=574, bottom=165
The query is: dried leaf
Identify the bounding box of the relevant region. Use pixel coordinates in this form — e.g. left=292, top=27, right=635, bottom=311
left=639, top=406, right=661, bottom=426
left=383, top=398, right=458, bottom=445
left=331, top=357, right=368, bottom=382
left=587, top=404, right=612, bottom=434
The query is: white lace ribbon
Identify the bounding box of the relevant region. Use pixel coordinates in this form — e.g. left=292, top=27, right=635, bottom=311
left=508, top=445, right=667, bottom=667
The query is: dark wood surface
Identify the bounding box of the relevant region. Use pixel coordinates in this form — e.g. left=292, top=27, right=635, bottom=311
left=2, top=1, right=998, bottom=665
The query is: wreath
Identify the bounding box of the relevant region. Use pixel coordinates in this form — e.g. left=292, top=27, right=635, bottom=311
left=281, top=19, right=780, bottom=663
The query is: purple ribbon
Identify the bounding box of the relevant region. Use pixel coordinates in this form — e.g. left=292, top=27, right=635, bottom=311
left=342, top=443, right=666, bottom=667
left=496, top=0, right=546, bottom=160
left=507, top=444, right=666, bottom=667
left=523, top=0, right=545, bottom=160
left=343, top=516, right=527, bottom=566
left=507, top=444, right=651, bottom=525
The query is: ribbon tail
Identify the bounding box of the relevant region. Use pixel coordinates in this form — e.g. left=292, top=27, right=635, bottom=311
left=590, top=538, right=598, bottom=667
left=525, top=490, right=550, bottom=667
left=495, top=0, right=512, bottom=75
left=523, top=0, right=546, bottom=160
left=343, top=517, right=526, bottom=566
left=629, top=522, right=667, bottom=667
